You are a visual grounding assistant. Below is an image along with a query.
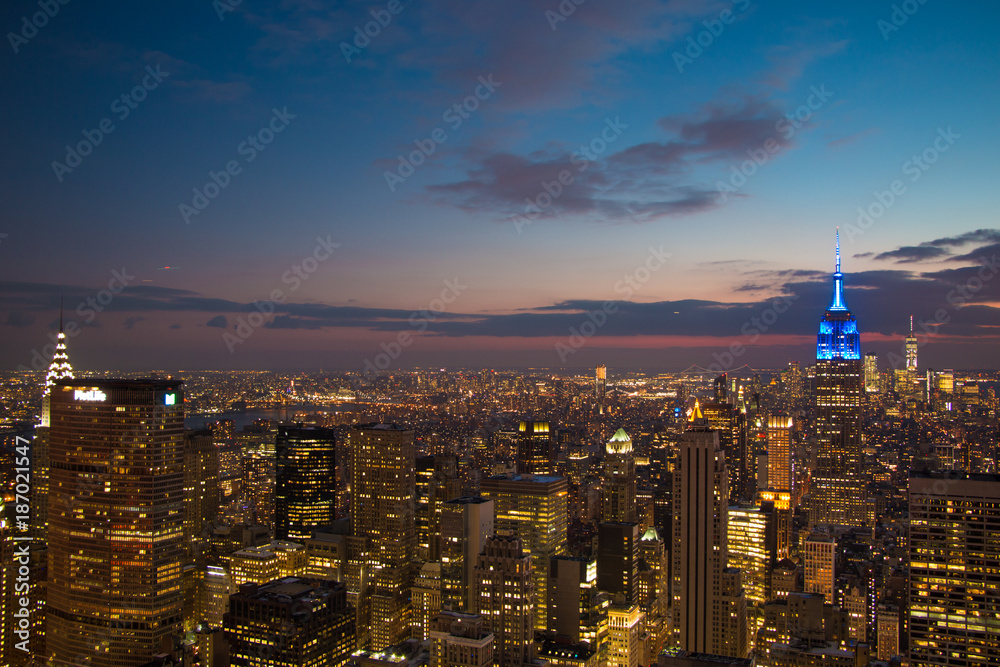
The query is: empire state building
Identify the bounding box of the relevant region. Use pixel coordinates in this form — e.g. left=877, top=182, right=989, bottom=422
left=809, top=232, right=866, bottom=527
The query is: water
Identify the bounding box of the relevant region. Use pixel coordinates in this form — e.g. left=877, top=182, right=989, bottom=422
left=183, top=403, right=355, bottom=431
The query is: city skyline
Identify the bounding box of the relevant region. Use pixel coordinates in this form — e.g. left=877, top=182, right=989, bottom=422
left=2, top=1, right=1000, bottom=371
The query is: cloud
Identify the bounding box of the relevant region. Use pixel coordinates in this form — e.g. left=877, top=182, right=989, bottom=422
left=874, top=246, right=950, bottom=263
left=6, top=311, right=34, bottom=328
left=428, top=95, right=803, bottom=224
left=123, top=317, right=146, bottom=330
left=871, top=229, right=1000, bottom=264
left=170, top=324, right=181, bottom=330
left=2, top=230, right=998, bottom=351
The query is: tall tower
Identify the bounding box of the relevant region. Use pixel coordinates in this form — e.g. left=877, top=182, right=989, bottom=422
left=276, top=426, right=336, bottom=541
left=671, top=413, right=740, bottom=656
left=33, top=304, right=75, bottom=543
left=905, top=315, right=918, bottom=370
left=602, top=428, right=637, bottom=522
left=596, top=365, right=607, bottom=414
left=810, top=232, right=865, bottom=527
left=349, top=423, right=416, bottom=649
left=47, top=379, right=185, bottom=667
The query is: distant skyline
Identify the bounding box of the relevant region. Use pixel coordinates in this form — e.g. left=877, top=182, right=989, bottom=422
left=2, top=1, right=999, bottom=371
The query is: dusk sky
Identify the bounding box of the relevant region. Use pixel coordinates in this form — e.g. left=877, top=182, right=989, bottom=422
left=2, top=0, right=999, bottom=372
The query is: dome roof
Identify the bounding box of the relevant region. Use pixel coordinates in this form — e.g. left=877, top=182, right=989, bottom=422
left=606, top=428, right=632, bottom=454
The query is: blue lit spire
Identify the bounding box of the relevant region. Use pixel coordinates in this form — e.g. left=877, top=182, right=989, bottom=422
left=817, top=229, right=860, bottom=360
left=829, top=228, right=848, bottom=312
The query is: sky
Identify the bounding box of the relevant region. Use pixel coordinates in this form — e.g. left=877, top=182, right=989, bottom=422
left=1, top=0, right=999, bottom=372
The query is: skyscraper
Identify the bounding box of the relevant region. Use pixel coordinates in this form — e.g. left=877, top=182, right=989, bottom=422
left=765, top=415, right=793, bottom=495
left=517, top=420, right=556, bottom=475
left=803, top=530, right=836, bottom=603
left=440, top=496, right=494, bottom=612
left=602, top=428, right=637, bottom=523
left=909, top=473, right=1000, bottom=666
left=597, top=522, right=640, bottom=603
left=276, top=426, right=336, bottom=541
left=905, top=315, right=918, bottom=371
left=349, top=423, right=416, bottom=650
left=481, top=474, right=568, bottom=631
left=810, top=232, right=865, bottom=527
left=225, top=577, right=355, bottom=667
left=183, top=429, right=219, bottom=559
left=596, top=365, right=607, bottom=414
left=607, top=604, right=644, bottom=667
left=671, top=416, right=743, bottom=656
left=863, top=352, right=879, bottom=393
left=47, top=379, right=185, bottom=667
left=476, top=536, right=535, bottom=667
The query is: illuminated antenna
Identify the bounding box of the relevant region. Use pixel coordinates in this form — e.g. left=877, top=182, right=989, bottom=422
left=910, top=315, right=914, bottom=333
left=835, top=227, right=841, bottom=273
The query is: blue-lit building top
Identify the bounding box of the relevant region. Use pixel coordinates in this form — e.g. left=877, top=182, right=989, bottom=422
left=817, top=231, right=860, bottom=360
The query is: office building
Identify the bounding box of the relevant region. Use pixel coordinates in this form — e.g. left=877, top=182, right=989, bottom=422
left=183, top=429, right=220, bottom=559
left=602, top=428, right=638, bottom=523
left=597, top=521, right=640, bottom=603
left=517, top=420, right=556, bottom=475
left=481, top=474, right=568, bottom=631
left=440, top=497, right=494, bottom=612
left=225, top=577, right=355, bottom=666
left=608, top=604, right=644, bottom=667
left=429, top=612, right=495, bottom=667
left=276, top=426, right=336, bottom=541
left=349, top=423, right=416, bottom=649
left=476, top=536, right=535, bottom=667
left=803, top=531, right=836, bottom=603
left=672, top=415, right=745, bottom=657
left=47, top=379, right=185, bottom=667
left=909, top=473, right=1000, bottom=666
left=766, top=416, right=793, bottom=495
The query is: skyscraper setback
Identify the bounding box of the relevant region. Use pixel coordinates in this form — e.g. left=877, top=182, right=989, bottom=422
left=47, top=379, right=185, bottom=667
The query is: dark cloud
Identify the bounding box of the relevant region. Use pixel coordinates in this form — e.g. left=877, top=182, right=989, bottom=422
left=2, top=237, right=998, bottom=350
left=874, top=246, right=950, bottom=263
left=428, top=95, right=806, bottom=224
left=6, top=310, right=34, bottom=328
left=169, top=324, right=181, bottom=330
left=123, top=317, right=145, bottom=330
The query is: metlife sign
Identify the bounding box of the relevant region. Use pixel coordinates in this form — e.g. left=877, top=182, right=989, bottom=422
left=74, top=389, right=106, bottom=402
